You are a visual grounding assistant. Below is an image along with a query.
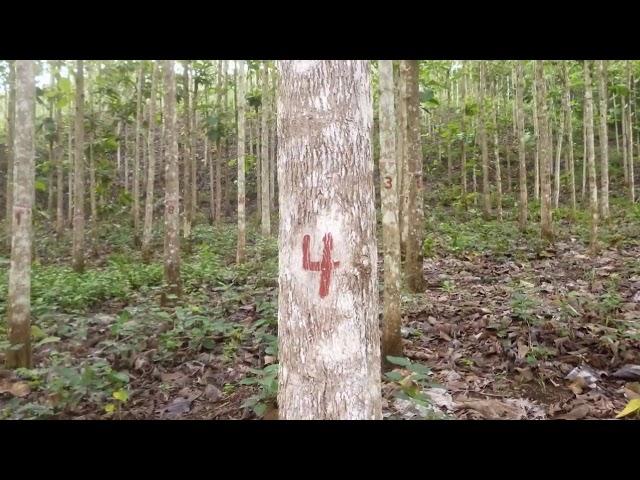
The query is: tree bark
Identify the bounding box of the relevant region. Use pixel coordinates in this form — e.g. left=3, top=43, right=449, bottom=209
left=396, top=61, right=408, bottom=257
left=236, top=60, right=247, bottom=264
left=5, top=61, right=15, bottom=249
left=276, top=60, right=381, bottom=420
left=163, top=61, right=181, bottom=296
left=597, top=60, right=610, bottom=219
left=492, top=78, right=503, bottom=221
left=261, top=61, right=271, bottom=236
left=6, top=60, right=35, bottom=369
left=378, top=60, right=402, bottom=361
left=535, top=61, right=553, bottom=242
left=182, top=61, right=192, bottom=239
left=583, top=61, right=599, bottom=253
left=142, top=61, right=158, bottom=262
left=532, top=70, right=540, bottom=201
left=54, top=61, right=65, bottom=237
left=627, top=61, right=635, bottom=203
left=516, top=61, right=528, bottom=231
left=72, top=60, right=85, bottom=273
left=478, top=62, right=491, bottom=218
left=133, top=63, right=143, bottom=244
left=404, top=61, right=425, bottom=292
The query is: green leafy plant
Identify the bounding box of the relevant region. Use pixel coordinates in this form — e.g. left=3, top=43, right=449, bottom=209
left=240, top=363, right=279, bottom=417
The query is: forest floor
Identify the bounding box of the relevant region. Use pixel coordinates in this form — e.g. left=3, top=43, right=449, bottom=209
left=1, top=195, right=640, bottom=420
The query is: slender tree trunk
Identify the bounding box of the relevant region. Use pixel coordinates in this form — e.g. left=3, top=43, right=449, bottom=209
left=182, top=61, right=192, bottom=239
left=553, top=102, right=565, bottom=209
left=133, top=63, right=143, bottom=244
left=582, top=105, right=587, bottom=203
left=516, top=61, right=528, bottom=230
left=492, top=80, right=503, bottom=221
left=5, top=61, right=15, bottom=248
left=478, top=62, right=491, bottom=218
left=535, top=61, right=553, bottom=242
left=584, top=61, right=599, bottom=253
left=270, top=64, right=277, bottom=210
left=532, top=72, right=540, bottom=201
left=613, top=93, right=621, bottom=156
left=191, top=77, right=198, bottom=228
left=6, top=60, right=35, bottom=369
left=622, top=95, right=629, bottom=190
left=72, top=60, right=85, bottom=273
left=563, top=62, right=577, bottom=215
left=215, top=61, right=225, bottom=224
left=627, top=62, right=635, bottom=203
left=404, top=60, right=425, bottom=293
left=87, top=64, right=97, bottom=234
left=67, top=129, right=73, bottom=226
left=276, top=60, right=381, bottom=420
left=378, top=60, right=402, bottom=361
left=236, top=60, right=247, bottom=264
left=124, top=123, right=129, bottom=194
left=142, top=62, right=158, bottom=262
left=396, top=61, right=408, bottom=256
left=54, top=62, right=64, bottom=238
left=261, top=62, right=271, bottom=236
left=460, top=67, right=467, bottom=195
left=597, top=60, right=610, bottom=219
left=163, top=61, right=181, bottom=296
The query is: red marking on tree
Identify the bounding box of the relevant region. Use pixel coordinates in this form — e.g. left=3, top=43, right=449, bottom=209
left=384, top=177, right=392, bottom=189
left=302, top=233, right=341, bottom=298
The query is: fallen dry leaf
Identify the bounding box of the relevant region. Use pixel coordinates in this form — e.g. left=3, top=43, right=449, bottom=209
left=554, top=404, right=590, bottom=420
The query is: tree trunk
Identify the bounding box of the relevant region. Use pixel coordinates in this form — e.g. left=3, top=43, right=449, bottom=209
left=532, top=71, right=540, bottom=201
left=182, top=61, right=192, bottom=239
left=270, top=63, right=277, bottom=210
left=516, top=61, right=528, bottom=231
left=236, top=60, right=247, bottom=264
left=622, top=95, right=629, bottom=192
left=553, top=102, right=565, bottom=210
left=492, top=80, right=503, bottom=221
left=5, top=61, right=15, bottom=249
left=124, top=122, right=129, bottom=194
left=72, top=60, right=85, bottom=273
left=378, top=60, right=402, bottom=361
left=582, top=105, right=587, bottom=203
left=142, top=61, right=158, bottom=262
left=396, top=61, right=408, bottom=257
left=627, top=62, right=635, bottom=203
left=584, top=61, right=599, bottom=253
left=460, top=67, right=467, bottom=195
left=191, top=76, right=198, bottom=229
left=276, top=60, right=381, bottom=420
left=67, top=129, right=73, bottom=226
left=261, top=61, right=271, bottom=236
left=563, top=62, right=577, bottom=215
left=535, top=61, right=553, bottom=242
left=54, top=62, right=64, bottom=237
left=6, top=60, right=35, bottom=369
left=478, top=62, right=491, bottom=218
left=597, top=60, right=610, bottom=219
left=133, top=63, right=143, bottom=244
left=613, top=93, right=620, bottom=156
left=163, top=61, right=181, bottom=296
left=215, top=61, right=225, bottom=224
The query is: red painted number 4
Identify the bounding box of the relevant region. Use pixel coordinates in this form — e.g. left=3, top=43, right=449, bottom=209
left=302, top=233, right=341, bottom=298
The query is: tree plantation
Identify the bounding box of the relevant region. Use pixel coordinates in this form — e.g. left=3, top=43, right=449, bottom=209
left=1, top=60, right=640, bottom=420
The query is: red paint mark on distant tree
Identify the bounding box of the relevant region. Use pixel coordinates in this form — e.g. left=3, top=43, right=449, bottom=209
left=302, top=233, right=341, bottom=298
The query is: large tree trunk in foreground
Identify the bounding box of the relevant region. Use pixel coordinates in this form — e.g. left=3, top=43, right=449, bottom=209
left=6, top=60, right=35, bottom=369
left=276, top=60, right=381, bottom=420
